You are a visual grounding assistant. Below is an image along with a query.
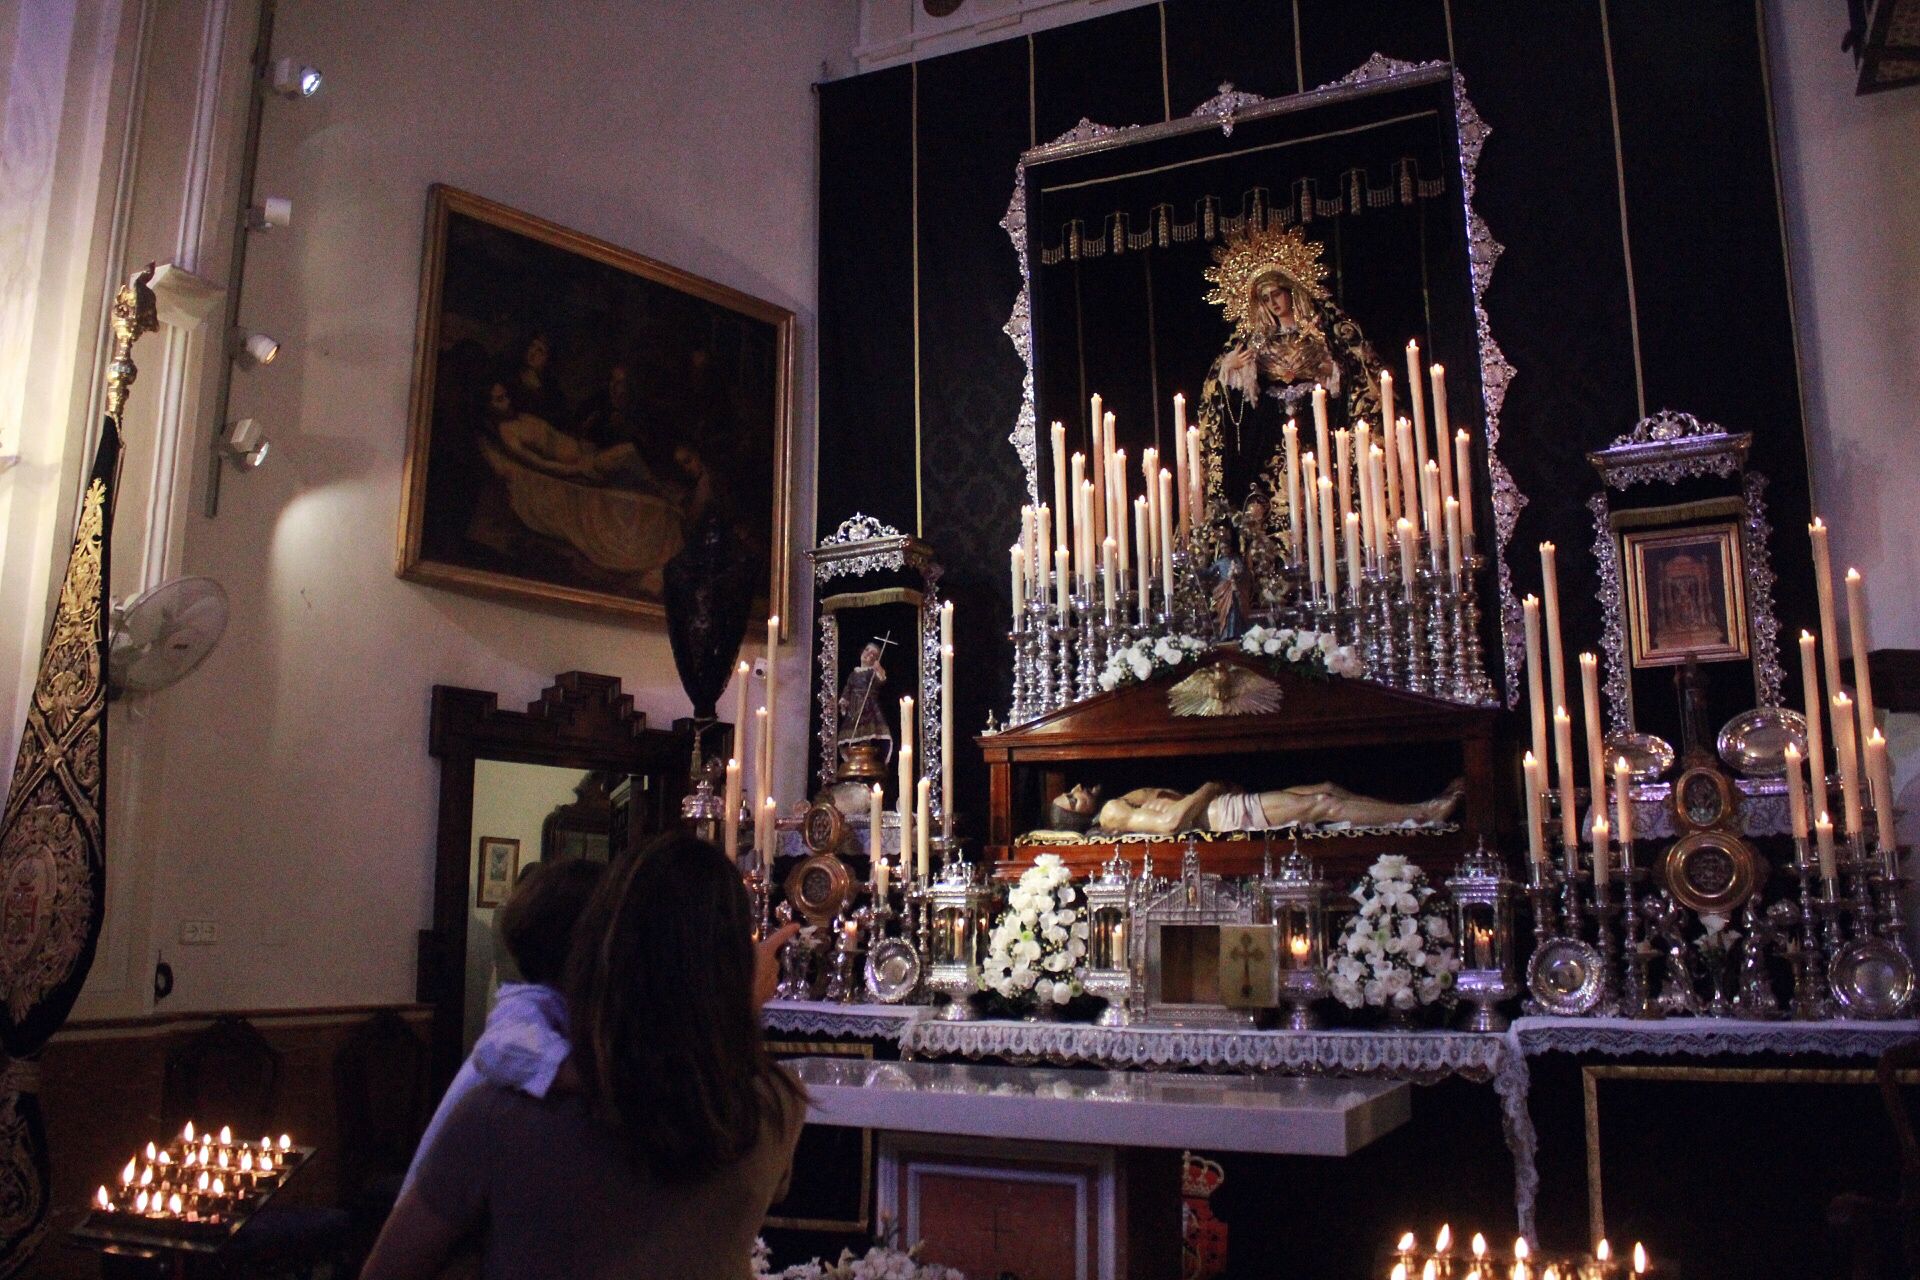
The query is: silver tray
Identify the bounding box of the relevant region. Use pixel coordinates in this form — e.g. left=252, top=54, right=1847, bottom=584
left=1525, top=937, right=1607, bottom=1015
left=1605, top=732, right=1675, bottom=782
left=1717, top=707, right=1808, bottom=778
left=1830, top=938, right=1915, bottom=1019
left=864, top=937, right=923, bottom=1004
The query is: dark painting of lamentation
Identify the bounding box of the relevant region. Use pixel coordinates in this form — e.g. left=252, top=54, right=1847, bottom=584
left=400, top=186, right=795, bottom=622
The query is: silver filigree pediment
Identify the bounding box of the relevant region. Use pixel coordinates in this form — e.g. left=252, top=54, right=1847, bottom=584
left=820, top=513, right=904, bottom=546
left=1316, top=54, right=1449, bottom=92
left=1588, top=410, right=1752, bottom=490
left=1192, top=82, right=1269, bottom=136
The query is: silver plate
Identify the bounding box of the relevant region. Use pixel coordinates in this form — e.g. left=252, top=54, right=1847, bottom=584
left=1830, top=938, right=1915, bottom=1019
left=1605, top=732, right=1675, bottom=782
left=1525, top=938, right=1607, bottom=1015
left=863, top=938, right=923, bottom=1005
left=1717, top=707, right=1808, bottom=778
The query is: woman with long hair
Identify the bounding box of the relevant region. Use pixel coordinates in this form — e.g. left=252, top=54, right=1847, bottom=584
left=363, top=833, right=803, bottom=1279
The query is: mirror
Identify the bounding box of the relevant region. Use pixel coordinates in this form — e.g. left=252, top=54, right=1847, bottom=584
left=426, top=672, right=694, bottom=1082
left=1008, top=57, right=1522, bottom=700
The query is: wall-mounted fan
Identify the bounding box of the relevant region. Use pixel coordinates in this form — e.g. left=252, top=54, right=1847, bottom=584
left=107, top=576, right=228, bottom=699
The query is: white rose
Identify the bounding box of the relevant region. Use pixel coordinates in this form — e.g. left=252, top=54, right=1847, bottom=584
left=1053, top=981, right=1073, bottom=1004
left=1129, top=653, right=1152, bottom=680
left=1392, top=986, right=1418, bottom=1010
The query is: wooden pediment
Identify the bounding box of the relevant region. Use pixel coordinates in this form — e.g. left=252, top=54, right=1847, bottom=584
left=978, top=651, right=1498, bottom=764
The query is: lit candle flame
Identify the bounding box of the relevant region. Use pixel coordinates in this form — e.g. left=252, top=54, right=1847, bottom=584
left=1632, top=1243, right=1648, bottom=1274
left=1422, top=1261, right=1438, bottom=1280
left=212, top=1176, right=226, bottom=1196
left=198, top=1171, right=210, bottom=1191
left=183, top=1120, right=196, bottom=1143
left=96, top=1186, right=110, bottom=1210
left=144, top=1142, right=156, bottom=1161
left=218, top=1149, right=229, bottom=1169
left=168, top=1192, right=182, bottom=1216
left=120, top=1159, right=136, bottom=1186
left=183, top=1148, right=195, bottom=1167
left=135, top=1189, right=149, bottom=1213
left=1511, top=1265, right=1530, bottom=1280
left=1472, top=1233, right=1487, bottom=1259
left=1392, top=1265, right=1407, bottom=1280
left=1436, top=1224, right=1452, bottom=1253
left=218, top=1125, right=232, bottom=1146
left=278, top=1134, right=291, bottom=1151
left=1398, top=1232, right=1417, bottom=1253
left=1596, top=1239, right=1612, bottom=1263
left=157, top=1151, right=170, bottom=1165
left=240, top=1150, right=253, bottom=1173
left=260, top=1137, right=271, bottom=1150
left=1515, top=1238, right=1531, bottom=1261
left=139, top=1165, right=153, bottom=1187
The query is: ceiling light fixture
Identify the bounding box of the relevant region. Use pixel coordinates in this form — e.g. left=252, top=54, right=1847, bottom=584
left=218, top=418, right=271, bottom=470
left=234, top=331, right=280, bottom=368
left=270, top=58, right=322, bottom=98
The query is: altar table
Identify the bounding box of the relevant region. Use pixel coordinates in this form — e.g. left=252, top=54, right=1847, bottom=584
left=764, top=1002, right=1920, bottom=1240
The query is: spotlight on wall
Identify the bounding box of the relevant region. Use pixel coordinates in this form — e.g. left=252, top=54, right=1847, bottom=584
left=248, top=196, right=293, bottom=231
left=218, top=418, right=271, bottom=470
left=234, top=331, right=280, bottom=368
left=270, top=57, right=322, bottom=98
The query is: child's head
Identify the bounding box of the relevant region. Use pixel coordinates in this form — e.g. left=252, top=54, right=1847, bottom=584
left=499, top=858, right=607, bottom=986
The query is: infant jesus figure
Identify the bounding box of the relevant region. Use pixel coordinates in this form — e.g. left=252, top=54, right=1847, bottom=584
left=1095, top=778, right=1465, bottom=836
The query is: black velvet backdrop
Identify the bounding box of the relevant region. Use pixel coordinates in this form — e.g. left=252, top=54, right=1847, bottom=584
left=815, top=0, right=1816, bottom=834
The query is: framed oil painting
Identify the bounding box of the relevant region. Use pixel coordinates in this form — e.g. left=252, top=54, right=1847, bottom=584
left=1623, top=523, right=1749, bottom=668
left=399, top=185, right=794, bottom=624
left=475, top=836, right=520, bottom=908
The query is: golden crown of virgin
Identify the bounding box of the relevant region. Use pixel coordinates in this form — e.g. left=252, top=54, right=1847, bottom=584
left=1202, top=223, right=1330, bottom=332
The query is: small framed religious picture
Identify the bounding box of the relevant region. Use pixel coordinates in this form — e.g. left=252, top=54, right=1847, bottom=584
left=1622, top=522, right=1749, bottom=668
left=475, top=837, right=520, bottom=908
left=399, top=185, right=795, bottom=628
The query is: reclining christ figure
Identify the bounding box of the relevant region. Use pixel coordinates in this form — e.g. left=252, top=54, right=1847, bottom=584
left=1094, top=779, right=1465, bottom=836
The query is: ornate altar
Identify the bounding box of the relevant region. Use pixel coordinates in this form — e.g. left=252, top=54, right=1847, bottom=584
left=978, top=649, right=1500, bottom=881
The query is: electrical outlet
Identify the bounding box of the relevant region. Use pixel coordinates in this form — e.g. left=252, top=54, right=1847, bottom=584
left=179, top=919, right=218, bottom=945
left=752, top=657, right=769, bottom=681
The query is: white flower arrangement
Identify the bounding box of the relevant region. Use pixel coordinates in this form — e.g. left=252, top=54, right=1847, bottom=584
left=1328, top=854, right=1459, bottom=1012
left=1238, top=624, right=1366, bottom=680
left=1096, top=632, right=1210, bottom=692
left=754, top=1229, right=964, bottom=1280
left=980, top=853, right=1090, bottom=1006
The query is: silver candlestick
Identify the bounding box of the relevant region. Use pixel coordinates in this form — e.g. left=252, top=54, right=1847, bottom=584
left=1459, top=553, right=1499, bottom=704
left=1402, top=572, right=1431, bottom=695
left=1791, top=837, right=1834, bottom=1019
left=1422, top=567, right=1450, bottom=697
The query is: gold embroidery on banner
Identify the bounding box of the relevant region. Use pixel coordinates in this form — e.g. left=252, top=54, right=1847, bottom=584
left=0, top=1097, right=46, bottom=1277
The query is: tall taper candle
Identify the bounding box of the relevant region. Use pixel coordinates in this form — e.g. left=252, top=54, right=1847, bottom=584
left=1021, top=504, right=1034, bottom=582
left=1395, top=417, right=1418, bottom=535
left=897, top=740, right=914, bottom=885
left=1098, top=411, right=1116, bottom=545
left=760, top=796, right=777, bottom=864
left=1524, top=751, right=1546, bottom=864
left=1070, top=453, right=1087, bottom=581
left=1784, top=742, right=1809, bottom=841
left=1591, top=816, right=1611, bottom=889
left=1367, top=443, right=1388, bottom=561
left=1010, top=546, right=1025, bottom=623
left=1397, top=517, right=1416, bottom=588
left=915, top=777, right=931, bottom=881
left=1867, top=729, right=1897, bottom=852
left=1800, top=630, right=1830, bottom=824
left=1054, top=546, right=1069, bottom=617
left=1444, top=496, right=1463, bottom=579
left=1334, top=428, right=1353, bottom=523
left=762, top=615, right=780, bottom=815
left=1185, top=426, right=1204, bottom=531
left=1540, top=543, right=1568, bottom=740
left=1430, top=363, right=1454, bottom=506
left=724, top=757, right=742, bottom=861
left=1378, top=369, right=1396, bottom=485
left=1319, top=476, right=1340, bottom=603
left=1141, top=448, right=1160, bottom=575
left=1135, top=498, right=1153, bottom=625
left=1173, top=393, right=1191, bottom=536
left=1846, top=568, right=1878, bottom=747
left=1282, top=420, right=1303, bottom=558
left=1101, top=537, right=1117, bottom=614
left=1035, top=506, right=1052, bottom=599
left=1384, top=414, right=1404, bottom=526
left=1580, top=653, right=1606, bottom=830
left=1051, top=422, right=1068, bottom=551
left=1555, top=706, right=1579, bottom=858
left=1454, top=429, right=1475, bottom=550
left=1406, top=340, right=1431, bottom=483
left=1614, top=755, right=1634, bottom=851
left=1111, top=449, right=1130, bottom=576
left=1312, top=384, right=1331, bottom=482
left=1816, top=811, right=1837, bottom=883
left=1302, top=453, right=1322, bottom=597
left=730, top=659, right=750, bottom=769
left=1810, top=518, right=1842, bottom=703
left=1345, top=512, right=1363, bottom=593
left=1079, top=480, right=1096, bottom=592
left=753, top=704, right=770, bottom=855
left=1422, top=462, right=1443, bottom=574
left=1832, top=691, right=1863, bottom=838
left=1524, top=596, right=1548, bottom=771
left=940, top=634, right=955, bottom=840
left=1158, top=470, right=1176, bottom=607
left=868, top=783, right=884, bottom=879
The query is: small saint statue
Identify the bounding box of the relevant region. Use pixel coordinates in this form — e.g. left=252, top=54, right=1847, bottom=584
left=834, top=638, right=894, bottom=782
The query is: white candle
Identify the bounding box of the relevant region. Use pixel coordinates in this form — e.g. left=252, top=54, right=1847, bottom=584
left=1021, top=504, right=1034, bottom=581
left=1135, top=498, right=1152, bottom=624
left=1101, top=536, right=1116, bottom=614
left=1302, top=452, right=1322, bottom=596
left=1098, top=411, right=1116, bottom=545
left=1541, top=543, right=1568, bottom=735
left=1319, top=476, right=1339, bottom=603
left=1868, top=729, right=1897, bottom=853
left=1833, top=691, right=1862, bottom=839
left=1172, top=395, right=1190, bottom=538
left=1050, top=422, right=1068, bottom=551
left=1784, top=742, right=1809, bottom=842
left=868, top=783, right=884, bottom=881
left=761, top=615, right=780, bottom=819
left=1580, top=652, right=1606, bottom=828
left=1185, top=425, right=1204, bottom=529
left=1422, top=462, right=1443, bottom=573
left=724, top=757, right=742, bottom=861
left=760, top=795, right=776, bottom=863
left=1395, top=417, right=1417, bottom=533
left=1444, top=496, right=1462, bottom=579
left=1311, top=384, right=1331, bottom=481
left=1801, top=630, right=1830, bottom=824
left=1614, top=756, right=1634, bottom=850
left=1369, top=444, right=1390, bottom=562
left=940, top=632, right=954, bottom=840
left=1406, top=340, right=1431, bottom=484
left=730, top=659, right=750, bottom=768
left=897, top=738, right=914, bottom=885
left=1070, top=453, right=1087, bottom=582
left=1591, top=816, right=1610, bottom=888
left=1454, top=429, right=1475, bottom=551
left=1378, top=369, right=1396, bottom=484
left=1078, top=480, right=1095, bottom=593
left=1334, top=428, right=1353, bottom=525
left=1846, top=568, right=1878, bottom=747
left=752, top=704, right=770, bottom=854
left=1524, top=596, right=1548, bottom=771
left=1430, top=363, right=1454, bottom=507
left=1282, top=420, right=1303, bottom=559
left=1355, top=422, right=1375, bottom=554
left=1344, top=511, right=1363, bottom=594
left=1089, top=401, right=1107, bottom=545
left=1010, top=545, right=1025, bottom=623
left=1524, top=752, right=1546, bottom=864
left=1054, top=546, right=1069, bottom=617
left=1555, top=706, right=1579, bottom=857
left=1035, top=506, right=1052, bottom=601
left=1816, top=811, right=1837, bottom=883
left=1810, top=518, right=1842, bottom=703
left=1158, top=470, right=1176, bottom=606
left=1396, top=517, right=1416, bottom=588
left=1111, top=448, right=1130, bottom=575
left=1141, top=448, right=1160, bottom=575
left=916, top=777, right=931, bottom=880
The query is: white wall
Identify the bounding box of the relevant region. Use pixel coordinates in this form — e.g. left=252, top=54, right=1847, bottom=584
left=113, top=0, right=856, bottom=1014
left=1769, top=1, right=1920, bottom=649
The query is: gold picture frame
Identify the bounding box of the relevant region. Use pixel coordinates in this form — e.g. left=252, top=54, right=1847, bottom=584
left=1622, top=522, right=1749, bottom=668
left=475, top=836, right=520, bottom=908
left=398, top=185, right=794, bottom=628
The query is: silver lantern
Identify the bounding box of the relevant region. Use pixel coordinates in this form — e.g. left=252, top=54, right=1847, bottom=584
left=1447, top=841, right=1518, bottom=1031
left=1262, top=846, right=1330, bottom=1030
left=926, top=859, right=989, bottom=1021
left=1083, top=850, right=1135, bottom=1026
